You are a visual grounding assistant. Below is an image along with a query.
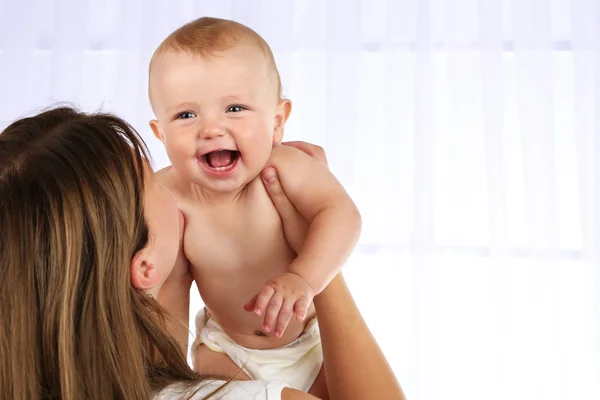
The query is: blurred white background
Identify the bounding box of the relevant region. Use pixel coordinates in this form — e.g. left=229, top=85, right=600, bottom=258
left=1, top=1, right=599, bottom=399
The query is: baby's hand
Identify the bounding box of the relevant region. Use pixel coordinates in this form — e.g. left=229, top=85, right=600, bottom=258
left=243, top=272, right=314, bottom=338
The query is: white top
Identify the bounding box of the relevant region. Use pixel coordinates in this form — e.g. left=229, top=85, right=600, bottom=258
left=156, top=380, right=288, bottom=400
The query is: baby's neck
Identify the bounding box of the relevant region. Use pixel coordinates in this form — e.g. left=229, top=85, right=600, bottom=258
left=192, top=181, right=254, bottom=206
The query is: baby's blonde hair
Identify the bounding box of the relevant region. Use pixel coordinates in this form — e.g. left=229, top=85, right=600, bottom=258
left=150, top=17, right=282, bottom=100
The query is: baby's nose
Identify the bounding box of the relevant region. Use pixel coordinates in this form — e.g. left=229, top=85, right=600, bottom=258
left=198, top=120, right=225, bottom=139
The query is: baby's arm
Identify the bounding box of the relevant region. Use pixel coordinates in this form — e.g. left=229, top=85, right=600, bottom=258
left=261, top=141, right=329, bottom=254
left=155, top=167, right=192, bottom=353
left=157, top=216, right=193, bottom=354
left=270, top=144, right=361, bottom=293
left=247, top=144, right=361, bottom=336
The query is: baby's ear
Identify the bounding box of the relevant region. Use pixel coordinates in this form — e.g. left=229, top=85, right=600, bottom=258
left=273, top=99, right=292, bottom=144
left=150, top=119, right=165, bottom=143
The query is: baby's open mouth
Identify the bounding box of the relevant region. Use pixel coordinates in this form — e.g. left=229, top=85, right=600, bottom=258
left=202, top=150, right=240, bottom=171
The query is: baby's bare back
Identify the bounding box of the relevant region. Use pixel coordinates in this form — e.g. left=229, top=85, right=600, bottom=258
left=158, top=168, right=315, bottom=349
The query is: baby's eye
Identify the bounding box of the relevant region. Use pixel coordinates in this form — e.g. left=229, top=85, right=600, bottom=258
left=227, top=105, right=245, bottom=113
left=177, top=111, right=196, bottom=120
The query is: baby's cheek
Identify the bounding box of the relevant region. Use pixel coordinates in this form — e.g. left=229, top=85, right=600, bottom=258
left=167, top=135, right=192, bottom=153
left=168, top=142, right=189, bottom=159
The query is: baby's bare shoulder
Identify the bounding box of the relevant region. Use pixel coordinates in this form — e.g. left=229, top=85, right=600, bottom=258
left=155, top=166, right=191, bottom=199
left=269, top=143, right=303, bottom=161
left=267, top=145, right=317, bottom=176
left=155, top=165, right=175, bottom=183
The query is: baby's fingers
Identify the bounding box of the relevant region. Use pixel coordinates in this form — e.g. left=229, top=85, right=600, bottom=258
left=253, top=285, right=275, bottom=316
left=262, top=293, right=284, bottom=333
left=243, top=294, right=258, bottom=312
left=274, top=298, right=295, bottom=338
left=294, top=297, right=311, bottom=322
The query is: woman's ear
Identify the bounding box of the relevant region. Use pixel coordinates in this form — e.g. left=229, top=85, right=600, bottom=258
left=273, top=99, right=292, bottom=144
left=130, top=249, right=162, bottom=292
left=149, top=119, right=165, bottom=143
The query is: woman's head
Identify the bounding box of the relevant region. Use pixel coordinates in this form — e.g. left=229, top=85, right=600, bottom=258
left=0, top=107, right=195, bottom=399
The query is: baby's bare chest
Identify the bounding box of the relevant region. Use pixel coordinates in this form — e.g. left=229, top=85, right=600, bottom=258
left=181, top=186, right=295, bottom=279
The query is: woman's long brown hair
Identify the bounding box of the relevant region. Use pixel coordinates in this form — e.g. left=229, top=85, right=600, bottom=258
left=0, top=107, right=210, bottom=399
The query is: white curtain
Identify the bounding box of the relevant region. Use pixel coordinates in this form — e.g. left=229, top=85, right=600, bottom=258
left=1, top=1, right=598, bottom=399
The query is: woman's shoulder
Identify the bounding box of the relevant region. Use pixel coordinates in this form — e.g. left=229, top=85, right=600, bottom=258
left=156, top=379, right=289, bottom=400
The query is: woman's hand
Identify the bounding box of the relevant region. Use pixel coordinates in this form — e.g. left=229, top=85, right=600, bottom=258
left=261, top=142, right=329, bottom=253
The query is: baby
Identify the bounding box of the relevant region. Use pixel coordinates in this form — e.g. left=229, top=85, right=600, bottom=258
left=149, top=17, right=361, bottom=393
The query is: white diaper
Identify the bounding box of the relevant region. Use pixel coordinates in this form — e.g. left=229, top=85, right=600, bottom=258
left=192, top=309, right=322, bottom=392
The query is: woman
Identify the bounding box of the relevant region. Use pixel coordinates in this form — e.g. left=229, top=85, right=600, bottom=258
left=0, top=107, right=403, bottom=399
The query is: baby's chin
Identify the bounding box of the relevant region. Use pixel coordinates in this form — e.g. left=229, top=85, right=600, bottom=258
left=190, top=170, right=256, bottom=198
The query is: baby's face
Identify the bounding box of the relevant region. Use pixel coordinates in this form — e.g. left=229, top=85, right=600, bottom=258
left=149, top=46, right=286, bottom=194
